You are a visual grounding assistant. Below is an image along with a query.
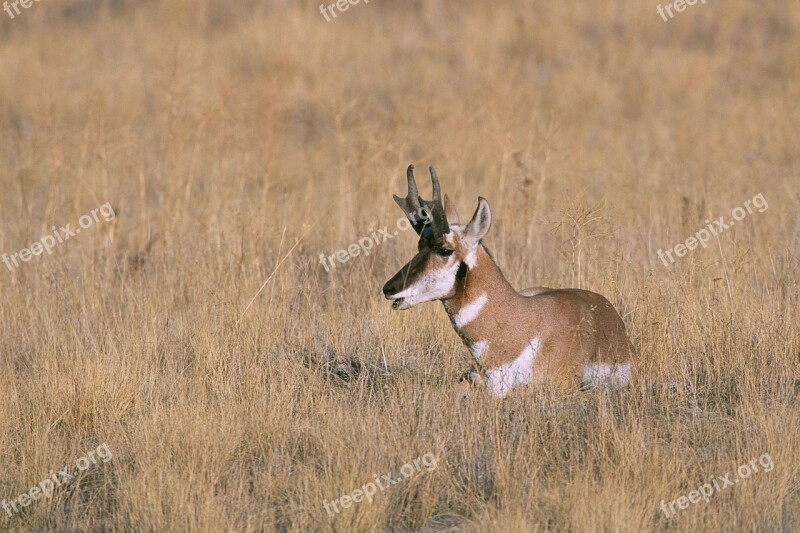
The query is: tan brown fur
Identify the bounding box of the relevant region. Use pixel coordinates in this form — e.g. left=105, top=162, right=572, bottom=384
left=384, top=175, right=635, bottom=397
left=444, top=245, right=634, bottom=386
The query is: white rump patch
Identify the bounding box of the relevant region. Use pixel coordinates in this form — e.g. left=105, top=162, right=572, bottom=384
left=485, top=338, right=539, bottom=398
left=582, top=362, right=632, bottom=389
left=468, top=340, right=488, bottom=362
left=454, top=293, right=488, bottom=328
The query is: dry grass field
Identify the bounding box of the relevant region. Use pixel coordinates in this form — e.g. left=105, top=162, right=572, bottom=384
left=1, top=0, right=799, bottom=531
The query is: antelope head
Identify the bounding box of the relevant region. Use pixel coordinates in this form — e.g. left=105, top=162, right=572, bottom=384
left=383, top=165, right=492, bottom=310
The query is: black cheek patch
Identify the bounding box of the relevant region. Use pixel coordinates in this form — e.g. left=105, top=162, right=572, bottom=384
left=456, top=262, right=468, bottom=282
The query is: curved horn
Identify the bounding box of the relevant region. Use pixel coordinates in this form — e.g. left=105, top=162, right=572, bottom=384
left=422, top=166, right=449, bottom=240
left=429, top=166, right=441, bottom=201
left=392, top=164, right=450, bottom=238
left=406, top=165, right=419, bottom=200
left=393, top=165, right=425, bottom=234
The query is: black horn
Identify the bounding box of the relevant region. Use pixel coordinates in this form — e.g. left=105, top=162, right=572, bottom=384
left=393, top=165, right=450, bottom=239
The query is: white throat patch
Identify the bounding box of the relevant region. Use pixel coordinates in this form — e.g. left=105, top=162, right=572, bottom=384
left=453, top=293, right=488, bottom=329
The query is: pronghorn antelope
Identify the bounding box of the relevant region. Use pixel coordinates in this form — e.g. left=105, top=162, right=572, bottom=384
left=382, top=165, right=635, bottom=398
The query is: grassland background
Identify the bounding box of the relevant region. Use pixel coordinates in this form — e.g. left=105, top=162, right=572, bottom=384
left=0, top=0, right=798, bottom=531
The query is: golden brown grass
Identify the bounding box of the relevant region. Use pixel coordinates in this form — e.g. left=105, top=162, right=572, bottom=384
left=1, top=0, right=798, bottom=531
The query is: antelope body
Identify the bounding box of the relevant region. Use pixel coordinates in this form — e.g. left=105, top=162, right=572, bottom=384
left=383, top=165, right=635, bottom=398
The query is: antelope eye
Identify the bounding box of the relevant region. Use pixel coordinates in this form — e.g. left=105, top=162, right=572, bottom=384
left=434, top=247, right=454, bottom=257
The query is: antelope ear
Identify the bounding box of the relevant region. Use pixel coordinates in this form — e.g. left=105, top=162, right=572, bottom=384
left=444, top=194, right=460, bottom=225
left=463, top=197, right=491, bottom=247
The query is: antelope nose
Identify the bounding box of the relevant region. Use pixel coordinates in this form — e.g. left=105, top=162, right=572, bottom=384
left=383, top=280, right=399, bottom=298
